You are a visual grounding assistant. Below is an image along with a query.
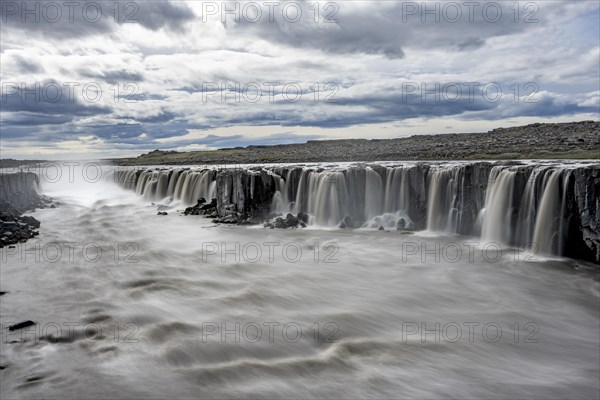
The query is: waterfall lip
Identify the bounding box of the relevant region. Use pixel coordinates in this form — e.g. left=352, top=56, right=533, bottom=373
left=103, top=160, right=600, bottom=178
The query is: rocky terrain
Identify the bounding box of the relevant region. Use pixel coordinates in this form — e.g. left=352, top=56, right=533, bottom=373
left=113, top=121, right=599, bottom=166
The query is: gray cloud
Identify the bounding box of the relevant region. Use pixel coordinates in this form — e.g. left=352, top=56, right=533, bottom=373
left=229, top=0, right=541, bottom=59
left=0, top=0, right=195, bottom=38
left=1, top=0, right=598, bottom=158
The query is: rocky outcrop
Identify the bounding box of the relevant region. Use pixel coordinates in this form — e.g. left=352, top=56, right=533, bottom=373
left=215, top=169, right=277, bottom=222
left=568, top=166, right=600, bottom=262
left=0, top=172, right=48, bottom=248
left=0, top=172, right=45, bottom=212
left=264, top=212, right=309, bottom=229
left=0, top=201, right=41, bottom=248
left=184, top=197, right=217, bottom=217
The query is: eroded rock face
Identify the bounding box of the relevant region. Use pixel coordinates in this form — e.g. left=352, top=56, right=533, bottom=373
left=215, top=169, right=277, bottom=222
left=0, top=172, right=47, bottom=248
left=568, top=166, right=600, bottom=263
left=0, top=172, right=44, bottom=212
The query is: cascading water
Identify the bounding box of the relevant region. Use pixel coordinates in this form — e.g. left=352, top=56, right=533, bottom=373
left=481, top=167, right=517, bottom=244
left=532, top=169, right=568, bottom=255
left=426, top=167, right=458, bottom=232
left=364, top=167, right=384, bottom=220
left=384, top=167, right=410, bottom=212
left=305, top=171, right=350, bottom=226
left=109, top=161, right=599, bottom=263
left=112, top=169, right=216, bottom=205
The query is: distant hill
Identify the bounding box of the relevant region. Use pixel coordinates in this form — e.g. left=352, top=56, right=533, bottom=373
left=112, top=121, right=599, bottom=166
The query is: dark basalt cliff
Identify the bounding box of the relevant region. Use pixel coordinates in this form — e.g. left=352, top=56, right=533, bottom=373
left=0, top=172, right=44, bottom=213
left=0, top=172, right=48, bottom=248
left=570, top=167, right=600, bottom=262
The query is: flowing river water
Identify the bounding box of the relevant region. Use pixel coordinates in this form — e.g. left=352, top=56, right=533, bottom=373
left=1, top=164, right=598, bottom=399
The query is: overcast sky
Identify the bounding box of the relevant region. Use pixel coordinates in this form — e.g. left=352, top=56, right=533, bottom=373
left=1, top=0, right=599, bottom=159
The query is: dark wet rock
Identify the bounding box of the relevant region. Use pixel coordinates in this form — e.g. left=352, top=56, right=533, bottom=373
left=157, top=212, right=168, bottom=216
left=566, top=166, right=600, bottom=263
left=263, top=212, right=309, bottom=229
left=274, top=217, right=285, bottom=229
left=339, top=215, right=356, bottom=229
left=0, top=210, right=41, bottom=248
left=285, top=213, right=298, bottom=227
left=297, top=211, right=309, bottom=224
left=211, top=215, right=240, bottom=224
left=8, top=320, right=36, bottom=331
left=216, top=169, right=276, bottom=221
left=184, top=198, right=217, bottom=216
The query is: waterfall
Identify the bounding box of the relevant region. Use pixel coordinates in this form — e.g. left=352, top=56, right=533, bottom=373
left=426, top=168, right=457, bottom=232
left=384, top=167, right=410, bottom=213
left=306, top=171, right=349, bottom=226
left=481, top=167, right=516, bottom=244
left=270, top=173, right=289, bottom=214
left=532, top=169, right=568, bottom=255
left=112, top=168, right=216, bottom=205
left=109, top=162, right=599, bottom=263
left=364, top=167, right=383, bottom=220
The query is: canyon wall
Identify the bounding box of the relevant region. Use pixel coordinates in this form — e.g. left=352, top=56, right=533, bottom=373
left=0, top=172, right=44, bottom=213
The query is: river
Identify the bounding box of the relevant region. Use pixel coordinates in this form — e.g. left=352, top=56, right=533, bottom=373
left=1, top=163, right=598, bottom=399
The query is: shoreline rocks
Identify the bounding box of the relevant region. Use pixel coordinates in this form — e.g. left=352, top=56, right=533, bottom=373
left=0, top=199, right=42, bottom=248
